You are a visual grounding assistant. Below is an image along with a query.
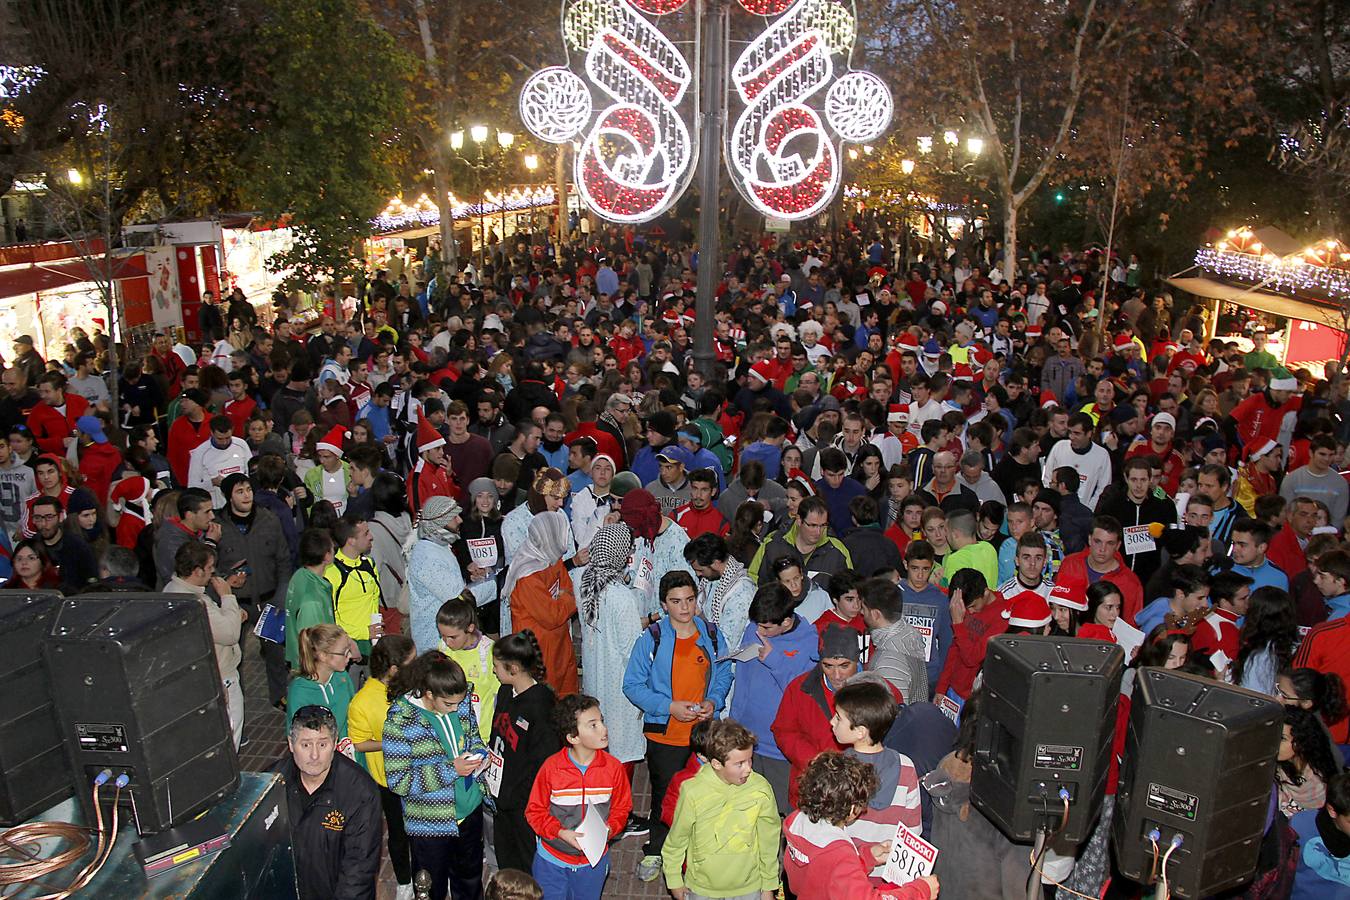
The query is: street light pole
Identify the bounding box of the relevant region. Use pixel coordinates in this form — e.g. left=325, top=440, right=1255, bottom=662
left=693, top=0, right=728, bottom=380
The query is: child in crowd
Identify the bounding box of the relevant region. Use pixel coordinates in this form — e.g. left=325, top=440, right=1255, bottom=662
left=346, top=634, right=416, bottom=896
left=525, top=693, right=634, bottom=900
left=784, top=752, right=940, bottom=899
left=486, top=869, right=544, bottom=900
left=436, top=596, right=501, bottom=738
left=899, top=540, right=953, bottom=691
left=816, top=570, right=870, bottom=661
left=661, top=719, right=782, bottom=900
left=287, top=624, right=359, bottom=761
left=383, top=652, right=490, bottom=900
left=489, top=631, right=561, bottom=874
left=831, top=680, right=922, bottom=878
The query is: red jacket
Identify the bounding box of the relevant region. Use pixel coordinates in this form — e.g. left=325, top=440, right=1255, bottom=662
left=28, top=394, right=90, bottom=455
left=1292, top=615, right=1350, bottom=742
left=224, top=396, right=257, bottom=435
left=1266, top=526, right=1308, bottom=582
left=660, top=755, right=702, bottom=827
left=1230, top=391, right=1300, bottom=451
left=1191, top=606, right=1241, bottom=662
left=671, top=503, right=729, bottom=539
left=783, top=812, right=933, bottom=900
left=1055, top=550, right=1145, bottom=626
left=524, top=748, right=633, bottom=867
left=154, top=350, right=188, bottom=396
left=167, top=415, right=211, bottom=486
left=934, top=598, right=1009, bottom=700
left=78, top=442, right=123, bottom=506
left=407, top=458, right=459, bottom=520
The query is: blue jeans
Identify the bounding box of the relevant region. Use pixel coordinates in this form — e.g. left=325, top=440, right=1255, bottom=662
left=531, top=850, right=610, bottom=900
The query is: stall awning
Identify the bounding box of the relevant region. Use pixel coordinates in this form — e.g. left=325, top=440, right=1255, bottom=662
left=0, top=256, right=149, bottom=301
left=1164, top=276, right=1347, bottom=330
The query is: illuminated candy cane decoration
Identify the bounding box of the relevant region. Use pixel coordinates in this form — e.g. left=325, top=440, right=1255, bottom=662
left=727, top=0, right=891, bottom=220
left=521, top=0, right=697, bottom=224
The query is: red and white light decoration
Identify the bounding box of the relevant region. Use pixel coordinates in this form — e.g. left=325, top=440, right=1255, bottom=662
left=727, top=0, right=891, bottom=220
left=521, top=0, right=697, bottom=223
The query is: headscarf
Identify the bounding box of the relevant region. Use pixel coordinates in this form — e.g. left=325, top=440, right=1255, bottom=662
left=417, top=495, right=463, bottom=546
left=620, top=489, right=662, bottom=544
left=707, top=555, right=748, bottom=625
left=502, top=510, right=571, bottom=599
left=579, top=523, right=634, bottom=626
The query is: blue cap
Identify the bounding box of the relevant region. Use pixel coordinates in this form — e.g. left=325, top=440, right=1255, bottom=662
left=656, top=445, right=694, bottom=469
left=76, top=415, right=108, bottom=444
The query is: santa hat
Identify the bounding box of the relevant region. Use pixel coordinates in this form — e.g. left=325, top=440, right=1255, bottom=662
left=888, top=403, right=911, bottom=423
left=786, top=468, right=818, bottom=497
left=109, top=475, right=153, bottom=516
left=1163, top=341, right=1180, bottom=354
left=1078, top=624, right=1116, bottom=643
left=316, top=425, right=349, bottom=457
left=952, top=363, right=975, bottom=381
left=1113, top=333, right=1134, bottom=350
left=1003, top=591, right=1053, bottom=629
left=1039, top=389, right=1058, bottom=409
left=1269, top=372, right=1298, bottom=392
left=1026, top=325, right=1043, bottom=340
left=416, top=414, right=446, bottom=453
left=1246, top=438, right=1279, bottom=462
left=748, top=361, right=773, bottom=384
left=1049, top=579, right=1089, bottom=612
left=897, top=332, right=920, bottom=350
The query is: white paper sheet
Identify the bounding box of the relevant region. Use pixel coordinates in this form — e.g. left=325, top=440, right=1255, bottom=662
left=577, top=802, right=608, bottom=867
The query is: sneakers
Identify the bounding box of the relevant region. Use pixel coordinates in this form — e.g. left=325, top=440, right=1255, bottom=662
left=621, top=814, right=650, bottom=838
left=239, top=735, right=250, bottom=749
left=636, top=854, right=662, bottom=882
left=395, top=883, right=414, bottom=900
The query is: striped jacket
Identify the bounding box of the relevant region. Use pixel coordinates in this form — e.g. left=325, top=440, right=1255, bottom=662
left=843, top=747, right=922, bottom=879
left=524, top=747, right=633, bottom=866
left=382, top=693, right=488, bottom=836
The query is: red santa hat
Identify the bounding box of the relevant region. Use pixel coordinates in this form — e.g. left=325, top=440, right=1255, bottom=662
left=416, top=414, right=446, bottom=453
left=316, top=425, right=349, bottom=457
left=109, top=475, right=153, bottom=516
left=786, top=468, right=818, bottom=497
left=897, top=332, right=920, bottom=350
left=1026, top=325, right=1043, bottom=339
left=1077, top=624, right=1116, bottom=643
left=1049, top=579, right=1089, bottom=612
left=1113, top=333, right=1135, bottom=350
left=748, top=361, right=773, bottom=384
left=1246, top=438, right=1279, bottom=462
left=1039, top=389, right=1058, bottom=409
left=1003, top=591, right=1053, bottom=629
left=888, top=403, right=911, bottom=423
left=952, top=362, right=975, bottom=381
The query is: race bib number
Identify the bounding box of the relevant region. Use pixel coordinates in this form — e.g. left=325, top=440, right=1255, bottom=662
left=632, top=556, right=655, bottom=593
left=935, top=694, right=962, bottom=724
left=1123, top=525, right=1156, bottom=555
left=481, top=749, right=504, bottom=798
left=883, top=826, right=939, bottom=886
left=470, top=692, right=483, bottom=728
left=337, top=736, right=356, bottom=761
left=467, top=538, right=499, bottom=570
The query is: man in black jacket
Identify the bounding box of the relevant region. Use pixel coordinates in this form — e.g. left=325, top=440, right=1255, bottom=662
left=276, top=705, right=382, bottom=900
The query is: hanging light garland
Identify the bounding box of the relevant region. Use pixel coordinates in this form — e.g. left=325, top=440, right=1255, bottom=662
left=372, top=188, right=559, bottom=233
left=1196, top=228, right=1350, bottom=301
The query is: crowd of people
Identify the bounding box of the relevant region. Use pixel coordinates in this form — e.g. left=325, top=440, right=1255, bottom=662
left=3, top=224, right=1350, bottom=900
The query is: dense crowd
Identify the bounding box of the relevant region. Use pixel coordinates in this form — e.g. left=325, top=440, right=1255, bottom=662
left=2, top=226, right=1349, bottom=900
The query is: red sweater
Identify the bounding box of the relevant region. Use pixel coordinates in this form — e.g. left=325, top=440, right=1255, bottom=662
left=671, top=503, right=729, bottom=539
left=783, top=812, right=933, bottom=900
left=1267, top=527, right=1308, bottom=582
left=167, top=415, right=212, bottom=486
left=660, top=755, right=702, bottom=827
left=28, top=394, right=90, bottom=455
left=1056, top=550, right=1145, bottom=626
left=1292, top=617, right=1350, bottom=742
left=78, top=442, right=123, bottom=506
left=224, top=396, right=257, bottom=435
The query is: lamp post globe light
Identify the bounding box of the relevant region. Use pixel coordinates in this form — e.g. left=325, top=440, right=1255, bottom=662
left=447, top=124, right=538, bottom=264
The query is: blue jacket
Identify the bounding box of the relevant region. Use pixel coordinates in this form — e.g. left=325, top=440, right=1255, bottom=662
left=1291, top=808, right=1350, bottom=899
left=623, top=616, right=732, bottom=730
left=816, top=476, right=867, bottom=537
left=729, top=616, right=818, bottom=760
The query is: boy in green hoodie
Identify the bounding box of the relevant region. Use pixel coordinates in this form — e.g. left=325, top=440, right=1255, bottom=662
left=284, top=528, right=337, bottom=673
left=661, top=719, right=781, bottom=900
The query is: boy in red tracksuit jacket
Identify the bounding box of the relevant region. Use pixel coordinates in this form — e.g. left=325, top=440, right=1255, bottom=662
left=525, top=693, right=633, bottom=899
left=784, top=752, right=938, bottom=900
left=934, top=570, right=1009, bottom=701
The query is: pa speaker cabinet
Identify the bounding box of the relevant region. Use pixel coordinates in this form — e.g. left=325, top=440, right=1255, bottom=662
left=971, top=635, right=1124, bottom=843
left=1111, top=667, right=1282, bottom=898
left=0, top=590, right=73, bottom=824
left=43, top=593, right=240, bottom=834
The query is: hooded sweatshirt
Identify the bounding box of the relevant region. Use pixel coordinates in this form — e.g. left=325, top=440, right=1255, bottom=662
left=662, top=764, right=782, bottom=896
left=730, top=616, right=819, bottom=760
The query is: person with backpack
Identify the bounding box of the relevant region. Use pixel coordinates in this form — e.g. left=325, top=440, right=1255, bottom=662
left=324, top=518, right=384, bottom=676
left=621, top=571, right=732, bottom=882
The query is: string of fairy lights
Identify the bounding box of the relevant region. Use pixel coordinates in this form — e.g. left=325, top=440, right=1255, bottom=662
left=1196, top=228, right=1350, bottom=301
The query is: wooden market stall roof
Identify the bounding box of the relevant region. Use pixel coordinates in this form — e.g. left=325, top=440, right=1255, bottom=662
left=1165, top=276, right=1346, bottom=329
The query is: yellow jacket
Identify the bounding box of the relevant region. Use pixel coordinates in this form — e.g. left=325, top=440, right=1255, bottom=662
left=325, top=550, right=381, bottom=643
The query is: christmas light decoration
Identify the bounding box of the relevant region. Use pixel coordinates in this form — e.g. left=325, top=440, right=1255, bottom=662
left=372, top=188, right=559, bottom=233
left=1196, top=228, right=1350, bottom=301
left=522, top=0, right=697, bottom=224
left=726, top=0, right=892, bottom=220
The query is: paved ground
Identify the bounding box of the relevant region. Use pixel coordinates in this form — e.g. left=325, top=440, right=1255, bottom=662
left=236, top=632, right=672, bottom=898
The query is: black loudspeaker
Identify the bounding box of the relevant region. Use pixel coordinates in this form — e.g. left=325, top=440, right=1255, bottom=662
left=0, top=591, right=74, bottom=824
left=43, top=593, right=240, bottom=834
left=1111, top=667, right=1282, bottom=898
left=971, top=635, right=1125, bottom=843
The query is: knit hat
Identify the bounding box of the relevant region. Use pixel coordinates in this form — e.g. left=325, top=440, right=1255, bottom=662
left=67, top=489, right=99, bottom=516
left=416, top=414, right=445, bottom=453
left=76, top=415, right=108, bottom=444
left=1033, top=488, right=1061, bottom=515
left=1049, top=579, right=1089, bottom=612
left=1151, top=412, right=1177, bottom=431
left=931, top=300, right=948, bottom=315
left=1003, top=591, right=1053, bottom=629
left=647, top=411, right=677, bottom=439
left=467, top=477, right=498, bottom=503
left=819, top=623, right=861, bottom=662
left=620, top=489, right=662, bottom=542
left=592, top=453, right=618, bottom=473
left=316, top=425, right=348, bottom=456
left=610, top=471, right=641, bottom=497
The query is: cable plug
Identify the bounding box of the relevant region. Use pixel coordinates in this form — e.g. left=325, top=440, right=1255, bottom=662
left=1058, top=787, right=1071, bottom=802
left=1169, top=834, right=1184, bottom=849
left=114, top=773, right=131, bottom=788
left=93, top=769, right=112, bottom=786
left=1147, top=827, right=1161, bottom=843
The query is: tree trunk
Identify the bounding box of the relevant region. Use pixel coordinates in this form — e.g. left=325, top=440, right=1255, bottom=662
left=1002, top=197, right=1018, bottom=282
left=555, top=143, right=567, bottom=253
left=431, top=142, right=456, bottom=274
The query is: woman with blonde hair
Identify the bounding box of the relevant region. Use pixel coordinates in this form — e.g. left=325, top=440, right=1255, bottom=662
left=286, top=623, right=360, bottom=762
